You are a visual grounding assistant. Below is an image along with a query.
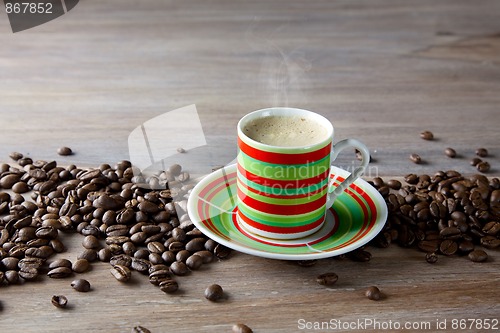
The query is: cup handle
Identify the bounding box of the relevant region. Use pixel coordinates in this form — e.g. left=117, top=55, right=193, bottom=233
left=325, top=138, right=370, bottom=208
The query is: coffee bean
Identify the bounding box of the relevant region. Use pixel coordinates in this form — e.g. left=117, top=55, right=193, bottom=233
left=450, top=211, right=466, bottom=224
left=106, top=236, right=130, bottom=245
left=147, top=241, right=165, bottom=254
left=468, top=249, right=488, bottom=262
left=138, top=200, right=160, bottom=214
left=444, top=148, right=456, bottom=158
left=420, top=131, right=434, bottom=140
left=205, top=284, right=224, bottom=301
left=193, top=250, right=214, bottom=264
left=0, top=174, right=21, bottom=189
left=425, top=252, right=438, bottom=264
left=372, top=177, right=385, bottom=188
left=26, top=246, right=54, bottom=259
left=177, top=172, right=191, bottom=182
left=480, top=236, right=500, bottom=249
left=49, top=259, right=72, bottom=270
left=170, top=261, right=189, bottom=276
left=71, top=279, right=91, bottom=292
left=482, top=222, right=500, bottom=236
left=110, top=254, right=132, bottom=267
left=458, top=240, right=474, bottom=254
left=149, top=270, right=172, bottom=286
left=159, top=279, right=179, bottom=293
left=18, top=257, right=45, bottom=270
left=51, top=295, right=68, bottom=308
left=2, top=257, right=18, bottom=270
left=110, top=265, right=131, bottom=282
left=3, top=270, right=18, bottom=284
left=409, top=153, right=422, bottom=164
left=418, top=240, right=439, bottom=253
left=204, top=239, right=218, bottom=252
left=316, top=272, right=339, bottom=286
left=129, top=258, right=149, bottom=273
left=72, top=259, right=90, bottom=273
left=476, top=148, right=488, bottom=157
left=19, top=267, right=38, bottom=280
left=98, top=247, right=112, bottom=262
left=9, top=152, right=23, bottom=161
left=346, top=249, right=372, bottom=262
left=82, top=235, right=100, bottom=249
left=168, top=164, right=182, bottom=176
left=47, top=266, right=72, bottom=279
left=185, top=237, right=206, bottom=253
left=168, top=241, right=184, bottom=252
left=439, top=227, right=461, bottom=240
left=12, top=181, right=30, bottom=193
left=365, top=286, right=382, bottom=300
left=232, top=323, right=253, bottom=333
left=387, top=179, right=402, bottom=190
left=439, top=239, right=458, bottom=256
left=186, top=254, right=203, bottom=270
left=176, top=249, right=191, bottom=263
left=214, top=244, right=231, bottom=259
left=132, top=326, right=151, bottom=333
left=78, top=249, right=98, bottom=262
left=131, top=232, right=148, bottom=244
left=476, top=161, right=490, bottom=173
left=470, top=158, right=482, bottom=166
left=57, top=147, right=73, bottom=156
left=17, top=157, right=33, bottom=166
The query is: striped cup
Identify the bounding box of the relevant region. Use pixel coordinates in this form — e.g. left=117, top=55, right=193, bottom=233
left=237, top=107, right=370, bottom=240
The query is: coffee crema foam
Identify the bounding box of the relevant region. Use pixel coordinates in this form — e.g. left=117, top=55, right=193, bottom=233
left=243, top=115, right=328, bottom=147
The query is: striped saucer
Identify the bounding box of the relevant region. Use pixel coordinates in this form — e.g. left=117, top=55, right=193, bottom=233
left=187, top=164, right=387, bottom=260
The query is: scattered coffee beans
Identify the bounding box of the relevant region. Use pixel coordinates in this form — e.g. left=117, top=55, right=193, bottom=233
left=420, top=131, right=434, bottom=140
left=476, top=161, right=490, bottom=173
left=316, top=272, right=339, bottom=286
left=469, top=157, right=482, bottom=166
left=232, top=323, right=253, bottom=333
left=71, top=279, right=91, bottom=292
left=132, top=326, right=151, bottom=333
left=444, top=148, right=456, bottom=158
left=476, top=148, right=488, bottom=157
left=205, top=284, right=224, bottom=301
left=409, top=153, right=422, bottom=164
left=57, top=147, right=73, bottom=156
left=365, top=286, right=382, bottom=300
left=51, top=295, right=68, bottom=308
left=9, top=152, right=23, bottom=161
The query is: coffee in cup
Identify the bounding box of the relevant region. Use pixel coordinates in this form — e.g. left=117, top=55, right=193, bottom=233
left=237, top=107, right=370, bottom=240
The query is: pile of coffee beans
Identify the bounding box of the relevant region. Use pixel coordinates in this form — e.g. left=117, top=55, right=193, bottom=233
left=368, top=171, right=500, bottom=262
left=0, top=153, right=231, bottom=291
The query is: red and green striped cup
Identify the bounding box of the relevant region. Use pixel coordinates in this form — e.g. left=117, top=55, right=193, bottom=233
left=237, top=107, right=370, bottom=240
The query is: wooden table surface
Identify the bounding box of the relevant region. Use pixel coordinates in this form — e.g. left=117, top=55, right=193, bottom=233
left=1, top=1, right=499, bottom=332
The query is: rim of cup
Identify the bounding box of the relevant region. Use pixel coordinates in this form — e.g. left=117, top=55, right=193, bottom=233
left=237, top=107, right=334, bottom=152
